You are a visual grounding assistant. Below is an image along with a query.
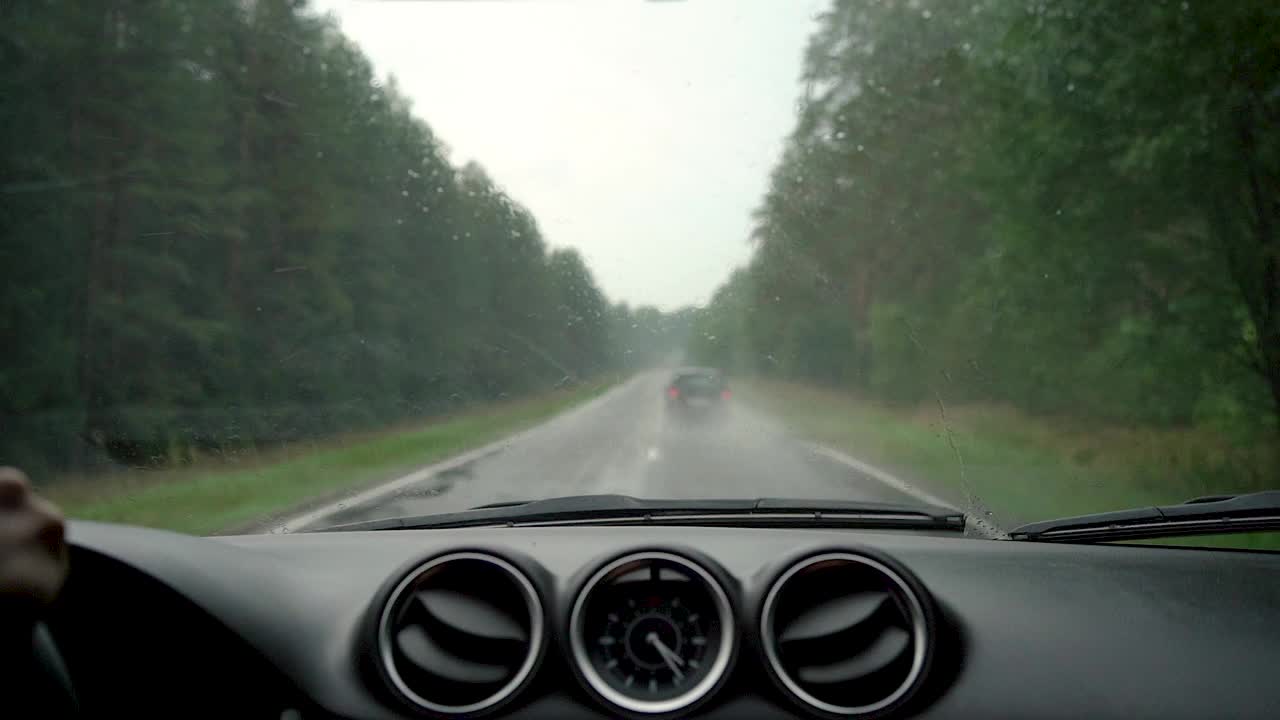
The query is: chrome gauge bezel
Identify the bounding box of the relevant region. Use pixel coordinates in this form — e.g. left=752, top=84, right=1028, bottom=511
left=569, top=551, right=736, bottom=715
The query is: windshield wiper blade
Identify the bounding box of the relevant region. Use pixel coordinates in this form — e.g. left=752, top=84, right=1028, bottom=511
left=318, top=494, right=966, bottom=533
left=1009, top=490, right=1280, bottom=543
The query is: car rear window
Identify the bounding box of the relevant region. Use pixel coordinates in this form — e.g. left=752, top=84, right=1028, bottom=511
left=674, top=374, right=723, bottom=393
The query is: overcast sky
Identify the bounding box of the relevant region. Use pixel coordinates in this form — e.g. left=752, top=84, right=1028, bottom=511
left=310, top=0, right=825, bottom=310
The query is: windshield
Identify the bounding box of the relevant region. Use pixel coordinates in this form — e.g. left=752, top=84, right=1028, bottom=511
left=2, top=0, right=1276, bottom=545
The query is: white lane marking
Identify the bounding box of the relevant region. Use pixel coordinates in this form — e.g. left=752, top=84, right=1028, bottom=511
left=806, top=443, right=952, bottom=507
left=804, top=442, right=1004, bottom=537
left=260, top=376, right=643, bottom=534
left=646, top=446, right=661, bottom=461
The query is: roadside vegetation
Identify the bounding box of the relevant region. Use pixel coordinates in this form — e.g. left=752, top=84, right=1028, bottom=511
left=742, top=379, right=1279, bottom=549
left=1, top=2, right=699, bottom=518
left=690, top=0, right=1278, bottom=523
left=47, top=378, right=617, bottom=536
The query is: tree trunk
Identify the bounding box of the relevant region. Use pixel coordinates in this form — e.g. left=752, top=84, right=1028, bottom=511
left=847, top=261, right=875, bottom=386
left=76, top=3, right=124, bottom=469
left=1237, top=94, right=1280, bottom=447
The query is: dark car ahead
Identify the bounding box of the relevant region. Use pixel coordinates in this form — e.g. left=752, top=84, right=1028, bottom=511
left=665, top=367, right=730, bottom=420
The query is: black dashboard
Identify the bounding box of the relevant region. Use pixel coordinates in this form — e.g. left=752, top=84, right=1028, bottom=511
left=50, top=521, right=1280, bottom=719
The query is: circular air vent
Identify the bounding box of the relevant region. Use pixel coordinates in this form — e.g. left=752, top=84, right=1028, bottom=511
left=377, top=552, right=543, bottom=716
left=761, top=552, right=932, bottom=717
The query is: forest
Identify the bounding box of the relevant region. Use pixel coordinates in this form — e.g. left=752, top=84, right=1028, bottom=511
left=4, top=0, right=1276, bottom=492
left=0, top=0, right=683, bottom=475
left=689, top=0, right=1278, bottom=478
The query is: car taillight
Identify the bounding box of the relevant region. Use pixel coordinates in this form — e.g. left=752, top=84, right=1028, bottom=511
left=667, top=387, right=680, bottom=399
left=721, top=389, right=732, bottom=400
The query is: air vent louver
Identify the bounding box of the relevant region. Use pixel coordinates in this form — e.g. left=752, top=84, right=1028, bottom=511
left=378, top=553, right=542, bottom=715
left=762, top=553, right=931, bottom=717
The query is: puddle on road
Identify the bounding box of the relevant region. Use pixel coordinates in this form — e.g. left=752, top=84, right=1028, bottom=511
left=307, top=446, right=512, bottom=527
left=402, top=463, right=473, bottom=498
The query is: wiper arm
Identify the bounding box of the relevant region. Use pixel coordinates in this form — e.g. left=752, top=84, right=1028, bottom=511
left=318, top=494, right=966, bottom=533
left=1009, top=490, right=1280, bottom=543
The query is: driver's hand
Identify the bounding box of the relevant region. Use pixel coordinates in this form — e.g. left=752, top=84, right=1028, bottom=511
left=0, top=467, right=68, bottom=623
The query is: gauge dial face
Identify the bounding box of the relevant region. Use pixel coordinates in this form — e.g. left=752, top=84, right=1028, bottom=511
left=576, top=555, right=728, bottom=710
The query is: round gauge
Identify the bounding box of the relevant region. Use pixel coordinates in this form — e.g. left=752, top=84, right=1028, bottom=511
left=570, top=552, right=735, bottom=715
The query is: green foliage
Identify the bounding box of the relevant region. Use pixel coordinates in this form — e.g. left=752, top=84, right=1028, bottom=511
left=691, top=0, right=1280, bottom=489
left=743, top=378, right=1277, bottom=531
left=692, top=0, right=1279, bottom=473
left=867, top=303, right=929, bottom=405
left=48, top=379, right=616, bottom=535
left=0, top=1, right=629, bottom=476
left=611, top=302, right=698, bottom=370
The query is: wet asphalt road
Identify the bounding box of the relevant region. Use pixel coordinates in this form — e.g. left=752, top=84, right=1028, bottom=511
left=311, top=371, right=927, bottom=529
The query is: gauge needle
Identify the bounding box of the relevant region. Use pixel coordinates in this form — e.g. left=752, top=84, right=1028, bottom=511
left=645, top=632, right=685, bottom=679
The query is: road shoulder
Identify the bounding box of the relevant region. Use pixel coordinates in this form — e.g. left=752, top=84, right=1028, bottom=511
left=247, top=378, right=636, bottom=534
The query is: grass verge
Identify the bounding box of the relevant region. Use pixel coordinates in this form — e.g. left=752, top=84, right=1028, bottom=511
left=47, top=378, right=619, bottom=535
left=740, top=378, right=1278, bottom=550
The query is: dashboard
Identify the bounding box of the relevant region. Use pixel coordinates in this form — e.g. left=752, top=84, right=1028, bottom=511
left=50, top=521, right=1280, bottom=719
